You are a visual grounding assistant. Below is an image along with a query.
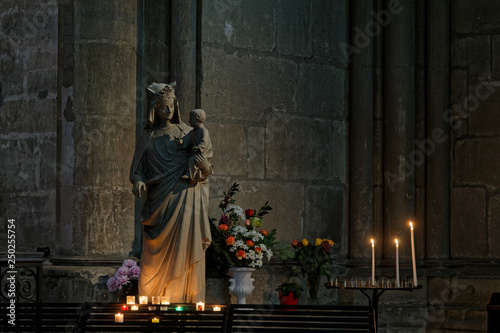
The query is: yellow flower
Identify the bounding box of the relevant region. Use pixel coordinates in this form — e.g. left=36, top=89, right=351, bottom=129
left=328, top=239, right=334, bottom=246
left=315, top=238, right=322, bottom=246
left=301, top=238, right=308, bottom=246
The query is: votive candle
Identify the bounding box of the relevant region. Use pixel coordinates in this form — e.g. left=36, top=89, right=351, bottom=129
left=126, top=296, right=135, bottom=305
left=196, top=302, right=205, bottom=311
left=161, top=296, right=170, bottom=305
left=213, top=306, right=221, bottom=311
left=152, top=317, right=159, bottom=323
left=115, top=313, right=123, bottom=323
left=120, top=305, right=129, bottom=311
left=131, top=305, right=139, bottom=311
left=152, top=296, right=160, bottom=305
left=139, top=296, right=148, bottom=304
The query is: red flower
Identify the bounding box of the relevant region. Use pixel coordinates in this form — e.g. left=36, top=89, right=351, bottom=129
left=260, top=229, right=268, bottom=236
left=255, top=247, right=262, bottom=254
left=246, top=240, right=254, bottom=247
left=218, top=224, right=229, bottom=231
left=320, top=240, right=331, bottom=253
left=236, top=250, right=246, bottom=260
left=291, top=240, right=300, bottom=248
left=245, top=209, right=254, bottom=218
left=226, top=236, right=235, bottom=246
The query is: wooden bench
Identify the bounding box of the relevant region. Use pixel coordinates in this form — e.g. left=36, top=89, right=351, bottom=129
left=80, top=303, right=228, bottom=332
left=225, top=304, right=376, bottom=333
left=1, top=303, right=375, bottom=332
left=0, top=302, right=82, bottom=332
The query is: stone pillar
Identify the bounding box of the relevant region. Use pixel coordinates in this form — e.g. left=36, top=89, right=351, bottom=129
left=373, top=0, right=384, bottom=258
left=414, top=0, right=426, bottom=261
left=349, top=0, right=374, bottom=258
left=57, top=0, right=137, bottom=256
left=170, top=0, right=197, bottom=119
left=383, top=0, right=415, bottom=258
left=425, top=0, right=450, bottom=259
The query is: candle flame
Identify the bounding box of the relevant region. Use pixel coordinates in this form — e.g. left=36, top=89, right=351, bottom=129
left=371, top=239, right=374, bottom=246
left=410, top=221, right=413, bottom=229
left=395, top=238, right=399, bottom=246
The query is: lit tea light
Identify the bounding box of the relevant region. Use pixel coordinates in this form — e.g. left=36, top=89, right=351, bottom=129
left=152, top=296, right=160, bottom=305
left=121, top=305, right=129, bottom=311
left=175, top=306, right=183, bottom=311
left=161, top=296, right=170, bottom=305
left=160, top=306, right=169, bottom=311
left=213, top=306, right=221, bottom=312
left=126, top=296, right=136, bottom=305
left=115, top=313, right=123, bottom=323
left=148, top=306, right=156, bottom=311
left=152, top=317, right=159, bottom=323
left=196, top=302, right=205, bottom=311
left=139, top=296, right=148, bottom=304
left=131, top=305, right=139, bottom=311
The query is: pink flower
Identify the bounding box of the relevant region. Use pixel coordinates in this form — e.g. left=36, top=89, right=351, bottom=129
left=115, top=275, right=130, bottom=290
left=129, top=265, right=140, bottom=279
left=106, top=276, right=119, bottom=292
left=245, top=219, right=251, bottom=226
left=122, top=259, right=137, bottom=268
left=116, top=266, right=129, bottom=276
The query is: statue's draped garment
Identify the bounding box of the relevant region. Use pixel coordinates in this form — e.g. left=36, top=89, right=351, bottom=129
left=130, top=123, right=211, bottom=302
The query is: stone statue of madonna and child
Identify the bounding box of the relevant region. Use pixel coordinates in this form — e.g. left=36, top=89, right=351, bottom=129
left=129, top=82, right=213, bottom=302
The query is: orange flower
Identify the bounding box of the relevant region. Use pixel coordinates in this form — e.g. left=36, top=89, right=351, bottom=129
left=255, top=247, right=262, bottom=254
left=218, top=224, right=229, bottom=231
left=246, top=240, right=254, bottom=247
left=328, top=239, right=334, bottom=246
left=260, top=229, right=268, bottom=236
left=226, top=236, right=235, bottom=246
left=236, top=250, right=246, bottom=260
left=291, top=240, right=299, bottom=248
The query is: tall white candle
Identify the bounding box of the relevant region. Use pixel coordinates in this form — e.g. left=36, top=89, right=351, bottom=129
left=410, top=222, right=418, bottom=287
left=395, top=238, right=400, bottom=287
left=371, top=239, right=375, bottom=286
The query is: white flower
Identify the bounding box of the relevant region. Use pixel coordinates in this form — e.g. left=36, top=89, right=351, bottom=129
left=231, top=226, right=247, bottom=235
left=266, top=249, right=273, bottom=260
left=259, top=244, right=268, bottom=252
left=256, top=252, right=263, bottom=260
left=247, top=250, right=256, bottom=260
left=255, top=259, right=263, bottom=267
left=225, top=205, right=245, bottom=221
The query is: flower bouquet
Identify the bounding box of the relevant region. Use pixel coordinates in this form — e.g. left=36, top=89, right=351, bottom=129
left=291, top=238, right=334, bottom=301
left=207, top=182, right=277, bottom=277
left=106, top=259, right=140, bottom=302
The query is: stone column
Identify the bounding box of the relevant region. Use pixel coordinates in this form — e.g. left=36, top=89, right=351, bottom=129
left=57, top=0, right=137, bottom=256
left=383, top=0, right=415, bottom=258
left=425, top=0, right=450, bottom=259
left=170, top=0, right=197, bottom=119
left=349, top=0, right=374, bottom=258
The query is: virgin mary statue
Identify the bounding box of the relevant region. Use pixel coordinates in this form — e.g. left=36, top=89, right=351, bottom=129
left=130, top=82, right=212, bottom=302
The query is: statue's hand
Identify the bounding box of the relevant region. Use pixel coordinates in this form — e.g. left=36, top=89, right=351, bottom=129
left=132, top=181, right=146, bottom=197
left=195, top=155, right=212, bottom=179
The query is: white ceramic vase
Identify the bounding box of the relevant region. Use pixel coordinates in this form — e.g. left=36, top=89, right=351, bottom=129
left=228, top=267, right=255, bottom=304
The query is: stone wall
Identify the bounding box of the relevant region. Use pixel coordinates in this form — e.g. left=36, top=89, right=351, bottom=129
left=0, top=0, right=59, bottom=251
left=201, top=0, right=348, bottom=255
left=2, top=0, right=500, bottom=332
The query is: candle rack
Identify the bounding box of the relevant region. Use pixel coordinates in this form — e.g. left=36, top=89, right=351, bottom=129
left=325, top=280, right=422, bottom=328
